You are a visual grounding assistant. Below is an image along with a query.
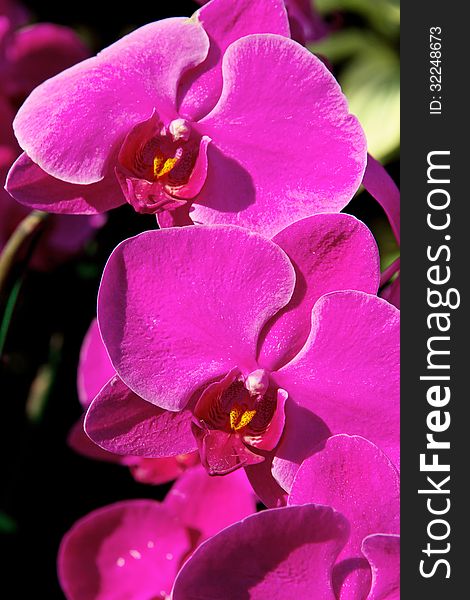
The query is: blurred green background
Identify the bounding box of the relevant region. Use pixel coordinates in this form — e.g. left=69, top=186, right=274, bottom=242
left=313, top=0, right=399, bottom=162
left=310, top=0, right=400, bottom=271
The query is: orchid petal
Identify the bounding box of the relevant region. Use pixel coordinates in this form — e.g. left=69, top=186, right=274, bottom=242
left=274, top=291, right=400, bottom=485
left=245, top=457, right=287, bottom=509
left=6, top=153, right=124, bottom=213
left=164, top=464, right=256, bottom=543
left=14, top=19, right=210, bottom=185
left=192, top=34, right=367, bottom=237
left=178, top=0, right=289, bottom=121
left=85, top=375, right=196, bottom=457
left=172, top=504, right=349, bottom=600
left=289, top=435, right=400, bottom=599
left=258, top=213, right=380, bottom=370
left=67, top=416, right=128, bottom=465
left=77, top=319, right=115, bottom=410
left=98, top=226, right=295, bottom=411
left=58, top=500, right=190, bottom=600
left=362, top=534, right=400, bottom=600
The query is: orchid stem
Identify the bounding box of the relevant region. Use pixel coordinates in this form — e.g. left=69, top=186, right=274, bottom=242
left=0, top=211, right=48, bottom=358
left=0, top=278, right=22, bottom=358
left=0, top=211, right=48, bottom=293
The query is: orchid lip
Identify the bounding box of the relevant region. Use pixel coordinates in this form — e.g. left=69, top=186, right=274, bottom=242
left=193, top=368, right=274, bottom=434
left=191, top=367, right=287, bottom=476
left=116, top=111, right=207, bottom=213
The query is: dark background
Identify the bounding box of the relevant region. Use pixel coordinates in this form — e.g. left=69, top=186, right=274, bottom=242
left=1, top=1, right=398, bottom=597
left=22, top=0, right=197, bottom=46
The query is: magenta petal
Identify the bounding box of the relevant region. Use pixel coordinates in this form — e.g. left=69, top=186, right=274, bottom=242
left=245, top=388, right=287, bottom=451
left=14, top=19, right=209, bottom=184
left=178, top=0, right=289, bottom=121
left=289, top=435, right=400, bottom=600
left=245, top=457, right=287, bottom=509
left=77, top=319, right=116, bottom=410
left=156, top=205, right=193, bottom=228
left=67, top=416, right=126, bottom=464
left=362, top=154, right=400, bottom=244
left=164, top=464, right=256, bottom=543
left=362, top=534, right=400, bottom=600
left=0, top=179, right=28, bottom=252
left=172, top=504, right=349, bottom=600
left=4, top=23, right=89, bottom=99
left=271, top=398, right=330, bottom=493
left=58, top=500, right=190, bottom=600
left=258, top=213, right=380, bottom=370
left=195, top=0, right=328, bottom=45
left=115, top=169, right=186, bottom=213
left=274, top=291, right=400, bottom=471
left=193, top=34, right=367, bottom=237
left=172, top=135, right=210, bottom=199
left=130, top=455, right=198, bottom=486
left=1, top=137, right=27, bottom=250
left=85, top=375, right=196, bottom=457
left=193, top=427, right=265, bottom=475
left=6, top=153, right=124, bottom=213
left=98, top=226, right=295, bottom=411
left=1, top=156, right=106, bottom=269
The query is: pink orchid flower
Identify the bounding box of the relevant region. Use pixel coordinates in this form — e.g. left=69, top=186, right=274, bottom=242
left=69, top=319, right=200, bottom=485
left=196, top=0, right=329, bottom=45
left=84, top=214, right=399, bottom=506
left=5, top=0, right=366, bottom=238
left=172, top=435, right=399, bottom=600
left=58, top=464, right=256, bottom=600
left=0, top=8, right=104, bottom=269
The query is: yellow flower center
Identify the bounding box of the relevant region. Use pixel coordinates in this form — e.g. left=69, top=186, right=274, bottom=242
left=229, top=405, right=257, bottom=432
left=153, top=151, right=178, bottom=178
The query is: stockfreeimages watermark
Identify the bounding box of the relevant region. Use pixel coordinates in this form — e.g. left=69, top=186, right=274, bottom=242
left=418, top=150, right=460, bottom=579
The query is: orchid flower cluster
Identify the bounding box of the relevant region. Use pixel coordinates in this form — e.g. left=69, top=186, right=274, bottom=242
left=1, top=0, right=400, bottom=598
